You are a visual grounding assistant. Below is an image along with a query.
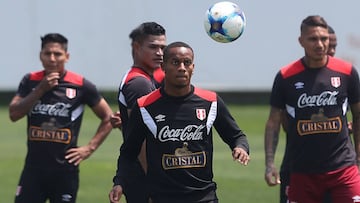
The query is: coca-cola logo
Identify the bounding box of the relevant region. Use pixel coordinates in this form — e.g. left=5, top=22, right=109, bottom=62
left=158, top=125, right=205, bottom=142
left=297, top=91, right=338, bottom=108
left=31, top=101, right=71, bottom=117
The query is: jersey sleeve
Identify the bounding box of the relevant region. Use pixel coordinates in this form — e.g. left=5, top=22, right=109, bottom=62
left=16, top=74, right=32, bottom=97
left=214, top=95, right=249, bottom=154
left=348, top=66, right=360, bottom=104
left=82, top=78, right=103, bottom=107
left=270, top=71, right=286, bottom=109
left=113, top=103, right=146, bottom=186
left=122, top=77, right=156, bottom=109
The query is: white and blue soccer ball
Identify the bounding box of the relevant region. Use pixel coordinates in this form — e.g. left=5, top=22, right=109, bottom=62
left=204, top=1, right=246, bottom=43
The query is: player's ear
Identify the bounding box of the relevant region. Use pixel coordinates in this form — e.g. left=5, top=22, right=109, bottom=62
left=192, top=64, right=195, bottom=74
left=132, top=41, right=140, bottom=53
left=65, top=52, right=70, bottom=62
left=298, top=36, right=304, bottom=47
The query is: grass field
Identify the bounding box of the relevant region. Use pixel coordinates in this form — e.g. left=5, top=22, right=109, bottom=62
left=0, top=104, right=285, bottom=203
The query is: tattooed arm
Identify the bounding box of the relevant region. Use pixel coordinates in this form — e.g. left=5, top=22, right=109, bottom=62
left=264, top=106, right=282, bottom=186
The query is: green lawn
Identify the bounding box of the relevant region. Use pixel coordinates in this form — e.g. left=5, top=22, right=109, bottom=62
left=0, top=104, right=285, bottom=203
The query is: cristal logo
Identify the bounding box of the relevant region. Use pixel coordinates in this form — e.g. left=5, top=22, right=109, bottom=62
left=297, top=91, right=338, bottom=108
left=158, top=125, right=205, bottom=142
left=31, top=101, right=71, bottom=117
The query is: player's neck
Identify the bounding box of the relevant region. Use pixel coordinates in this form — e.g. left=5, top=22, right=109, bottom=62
left=164, top=84, right=192, bottom=97
left=303, top=55, right=328, bottom=69
left=132, top=65, right=154, bottom=76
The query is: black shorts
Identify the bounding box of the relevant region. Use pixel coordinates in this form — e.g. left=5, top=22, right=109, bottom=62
left=15, top=168, right=79, bottom=203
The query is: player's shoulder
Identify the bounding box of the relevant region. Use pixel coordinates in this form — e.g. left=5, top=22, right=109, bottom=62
left=63, top=70, right=84, bottom=86
left=280, top=59, right=305, bottom=79
left=137, top=88, right=161, bottom=107
left=29, top=70, right=45, bottom=81
left=327, top=56, right=353, bottom=75
left=153, top=67, right=165, bottom=84
left=193, top=87, right=217, bottom=102
left=126, top=67, right=152, bottom=82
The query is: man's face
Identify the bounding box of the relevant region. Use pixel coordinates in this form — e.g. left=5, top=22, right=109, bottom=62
left=135, top=35, right=166, bottom=71
left=299, top=26, right=329, bottom=62
left=163, top=46, right=194, bottom=89
left=328, top=33, right=337, bottom=56
left=40, top=42, right=69, bottom=74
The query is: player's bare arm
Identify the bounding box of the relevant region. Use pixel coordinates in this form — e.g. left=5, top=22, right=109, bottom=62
left=65, top=98, right=113, bottom=165
left=232, top=147, right=250, bottom=165
left=350, top=102, right=360, bottom=168
left=264, top=106, right=282, bottom=186
left=9, top=72, right=60, bottom=121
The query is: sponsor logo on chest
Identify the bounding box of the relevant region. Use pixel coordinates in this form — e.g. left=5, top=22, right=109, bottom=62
left=32, top=101, right=71, bottom=117
left=297, top=91, right=338, bottom=108
left=157, top=125, right=205, bottom=142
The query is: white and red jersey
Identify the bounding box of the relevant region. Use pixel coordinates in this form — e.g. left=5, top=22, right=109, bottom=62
left=16, top=70, right=102, bottom=171
left=114, top=85, right=249, bottom=202
left=271, top=57, right=360, bottom=173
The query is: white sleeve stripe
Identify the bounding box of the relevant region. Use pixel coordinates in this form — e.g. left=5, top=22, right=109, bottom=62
left=206, top=101, right=217, bottom=134
left=140, top=107, right=157, bottom=138
left=71, top=104, right=84, bottom=121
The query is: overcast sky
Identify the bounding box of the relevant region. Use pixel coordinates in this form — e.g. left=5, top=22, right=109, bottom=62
left=1, top=0, right=359, bottom=91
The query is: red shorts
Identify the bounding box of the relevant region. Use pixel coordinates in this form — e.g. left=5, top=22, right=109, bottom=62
left=288, top=165, right=360, bottom=203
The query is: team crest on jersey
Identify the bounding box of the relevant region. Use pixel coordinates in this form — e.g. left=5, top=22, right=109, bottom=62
left=331, top=77, right=341, bottom=88
left=66, top=88, right=76, bottom=99
left=196, top=109, right=206, bottom=120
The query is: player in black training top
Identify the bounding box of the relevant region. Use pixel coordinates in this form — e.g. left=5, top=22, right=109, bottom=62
left=109, top=41, right=250, bottom=203
left=278, top=25, right=338, bottom=203
left=9, top=33, right=113, bottom=203
left=265, top=16, right=360, bottom=203
left=109, top=22, right=166, bottom=203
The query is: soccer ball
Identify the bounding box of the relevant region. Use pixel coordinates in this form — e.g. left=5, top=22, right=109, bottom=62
left=204, top=1, right=246, bottom=43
